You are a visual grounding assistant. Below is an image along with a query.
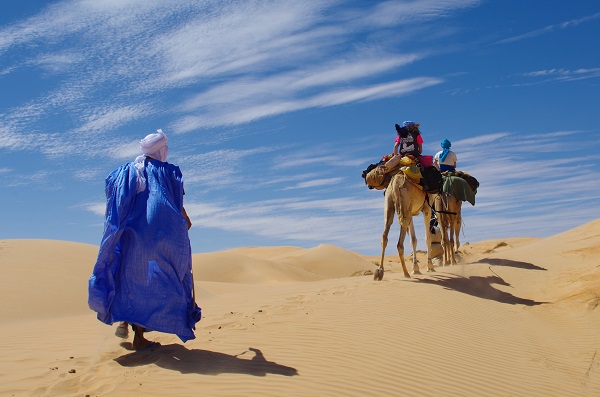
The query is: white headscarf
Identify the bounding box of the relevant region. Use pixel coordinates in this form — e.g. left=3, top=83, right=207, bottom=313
left=134, top=129, right=168, bottom=193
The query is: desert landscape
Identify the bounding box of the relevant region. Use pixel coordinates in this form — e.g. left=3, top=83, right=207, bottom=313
left=1, top=219, right=599, bottom=396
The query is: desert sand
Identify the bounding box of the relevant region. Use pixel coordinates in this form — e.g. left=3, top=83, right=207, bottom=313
left=1, top=219, right=599, bottom=396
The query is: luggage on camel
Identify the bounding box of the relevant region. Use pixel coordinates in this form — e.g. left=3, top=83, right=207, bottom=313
left=362, top=154, right=413, bottom=190
left=444, top=170, right=479, bottom=194
left=363, top=154, right=437, bottom=191
left=401, top=163, right=422, bottom=183
left=440, top=170, right=479, bottom=205
left=419, top=166, right=442, bottom=194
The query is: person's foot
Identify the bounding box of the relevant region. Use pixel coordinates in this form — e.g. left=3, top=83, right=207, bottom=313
left=115, top=322, right=129, bottom=338
left=131, top=324, right=160, bottom=350
left=132, top=338, right=159, bottom=350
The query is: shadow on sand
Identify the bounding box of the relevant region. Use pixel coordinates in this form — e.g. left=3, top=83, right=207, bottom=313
left=475, top=257, right=546, bottom=271
left=115, top=344, right=298, bottom=376
left=413, top=272, right=546, bottom=306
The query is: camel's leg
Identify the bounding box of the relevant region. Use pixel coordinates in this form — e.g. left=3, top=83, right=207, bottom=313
left=454, top=207, right=462, bottom=253
left=444, top=195, right=462, bottom=265
left=409, top=222, right=416, bottom=266
left=442, top=216, right=452, bottom=266
left=436, top=195, right=451, bottom=266
left=421, top=203, right=435, bottom=272
left=392, top=178, right=411, bottom=278
left=378, top=197, right=396, bottom=280
left=446, top=198, right=461, bottom=265
left=396, top=224, right=411, bottom=278
left=408, top=222, right=420, bottom=275
left=448, top=218, right=457, bottom=265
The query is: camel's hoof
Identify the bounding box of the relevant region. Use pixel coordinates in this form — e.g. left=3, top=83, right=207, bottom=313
left=427, top=267, right=436, bottom=272
left=412, top=268, right=422, bottom=275
left=403, top=272, right=411, bottom=278
left=374, top=268, right=384, bottom=281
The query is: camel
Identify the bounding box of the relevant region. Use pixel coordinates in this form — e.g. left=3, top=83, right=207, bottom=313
left=433, top=193, right=462, bottom=266
left=374, top=171, right=437, bottom=281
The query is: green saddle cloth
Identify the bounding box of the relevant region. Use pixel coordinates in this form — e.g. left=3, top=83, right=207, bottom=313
left=442, top=175, right=476, bottom=206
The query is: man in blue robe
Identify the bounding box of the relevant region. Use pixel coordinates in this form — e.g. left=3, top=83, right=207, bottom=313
left=89, top=130, right=201, bottom=349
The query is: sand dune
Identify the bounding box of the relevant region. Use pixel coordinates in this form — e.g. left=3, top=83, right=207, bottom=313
left=1, top=219, right=599, bottom=396
left=194, top=244, right=375, bottom=283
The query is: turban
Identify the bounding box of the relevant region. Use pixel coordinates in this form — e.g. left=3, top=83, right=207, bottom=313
left=440, top=139, right=451, bottom=162
left=140, top=129, right=168, bottom=162
left=134, top=129, right=169, bottom=192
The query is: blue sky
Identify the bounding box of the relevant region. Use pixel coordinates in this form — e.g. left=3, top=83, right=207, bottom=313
left=1, top=0, right=599, bottom=255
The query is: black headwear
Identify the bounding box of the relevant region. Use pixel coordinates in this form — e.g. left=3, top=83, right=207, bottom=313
left=395, top=123, right=408, bottom=138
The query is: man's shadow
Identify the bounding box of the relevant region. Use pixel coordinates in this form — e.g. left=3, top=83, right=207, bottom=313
left=115, top=344, right=298, bottom=377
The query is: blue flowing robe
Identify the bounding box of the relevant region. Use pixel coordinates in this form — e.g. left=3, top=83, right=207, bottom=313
left=88, top=160, right=201, bottom=342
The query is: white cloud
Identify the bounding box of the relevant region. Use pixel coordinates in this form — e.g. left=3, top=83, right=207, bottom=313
left=1, top=0, right=448, bottom=147
left=276, top=149, right=365, bottom=168
left=72, top=168, right=104, bottom=182
left=173, top=77, right=442, bottom=132
left=178, top=146, right=280, bottom=188
left=30, top=51, right=83, bottom=73
left=362, top=0, right=481, bottom=27
left=180, top=55, right=421, bottom=112
left=495, top=11, right=600, bottom=45
left=74, top=104, right=153, bottom=134
left=283, top=177, right=345, bottom=190
left=79, top=202, right=106, bottom=216
left=183, top=196, right=384, bottom=251
left=522, top=68, right=600, bottom=82
left=5, top=170, right=63, bottom=190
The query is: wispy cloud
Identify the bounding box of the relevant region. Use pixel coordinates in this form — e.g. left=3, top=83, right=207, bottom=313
left=275, top=146, right=367, bottom=168
left=73, top=104, right=154, bottom=135
left=0, top=0, right=453, bottom=156
left=178, top=146, right=281, bottom=188
left=29, top=51, right=83, bottom=74
left=78, top=202, right=105, bottom=217
left=495, top=11, right=600, bottom=45
left=522, top=68, right=600, bottom=82
left=4, top=170, right=63, bottom=189
left=171, top=77, right=442, bottom=132
left=182, top=196, right=384, bottom=250
left=361, top=0, right=481, bottom=27
left=283, top=177, right=345, bottom=190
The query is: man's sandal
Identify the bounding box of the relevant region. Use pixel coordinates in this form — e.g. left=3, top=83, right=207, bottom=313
left=115, top=324, right=129, bottom=338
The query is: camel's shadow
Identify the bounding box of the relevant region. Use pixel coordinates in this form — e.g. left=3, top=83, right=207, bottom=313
left=413, top=273, right=546, bottom=306
left=115, top=345, right=298, bottom=377
left=475, top=257, right=546, bottom=271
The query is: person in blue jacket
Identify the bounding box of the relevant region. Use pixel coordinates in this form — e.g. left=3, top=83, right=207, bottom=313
left=88, top=129, right=200, bottom=350
left=434, top=138, right=457, bottom=172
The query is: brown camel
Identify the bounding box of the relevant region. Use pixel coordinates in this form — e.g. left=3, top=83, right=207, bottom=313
left=375, top=171, right=436, bottom=280
left=433, top=193, right=462, bottom=266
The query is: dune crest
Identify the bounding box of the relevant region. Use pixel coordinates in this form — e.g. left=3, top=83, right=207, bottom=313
left=194, top=243, right=375, bottom=283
